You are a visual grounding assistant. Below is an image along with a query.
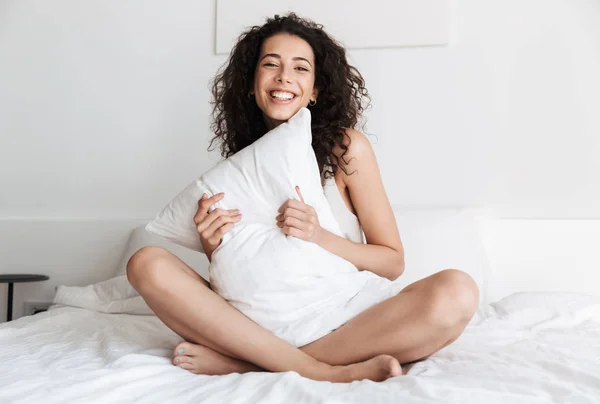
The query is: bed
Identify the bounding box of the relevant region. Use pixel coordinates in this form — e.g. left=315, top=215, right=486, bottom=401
left=1, top=291, right=599, bottom=403
left=1, top=209, right=599, bottom=403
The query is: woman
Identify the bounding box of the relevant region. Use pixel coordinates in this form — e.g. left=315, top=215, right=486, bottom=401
left=127, top=13, right=479, bottom=383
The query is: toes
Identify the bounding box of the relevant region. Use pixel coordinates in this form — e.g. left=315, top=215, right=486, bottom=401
left=173, top=355, right=190, bottom=366
left=172, top=341, right=205, bottom=375
left=173, top=341, right=196, bottom=357
left=173, top=355, right=197, bottom=373
left=177, top=362, right=195, bottom=373
left=174, top=341, right=186, bottom=357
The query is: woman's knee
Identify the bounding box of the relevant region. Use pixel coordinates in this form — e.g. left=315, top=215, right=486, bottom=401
left=126, top=246, right=172, bottom=289
left=425, top=269, right=479, bottom=328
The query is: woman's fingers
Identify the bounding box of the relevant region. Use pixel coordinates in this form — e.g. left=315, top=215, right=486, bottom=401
left=278, top=198, right=312, bottom=214
left=279, top=217, right=319, bottom=243
left=276, top=207, right=312, bottom=224
left=209, top=222, right=236, bottom=245
left=280, top=216, right=311, bottom=232
left=193, top=194, right=209, bottom=225
left=206, top=217, right=242, bottom=246
left=194, top=192, right=225, bottom=225
left=202, top=209, right=242, bottom=240
left=295, top=185, right=305, bottom=203
left=276, top=191, right=322, bottom=243
left=200, top=193, right=224, bottom=212
left=282, top=225, right=303, bottom=239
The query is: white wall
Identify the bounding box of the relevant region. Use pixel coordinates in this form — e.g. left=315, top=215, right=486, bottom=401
left=0, top=0, right=224, bottom=219
left=1, top=0, right=599, bottom=320
left=361, top=0, right=600, bottom=216
left=2, top=0, right=599, bottom=219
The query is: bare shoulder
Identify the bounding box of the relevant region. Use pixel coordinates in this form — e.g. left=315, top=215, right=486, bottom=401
left=331, top=127, right=403, bottom=254
left=331, top=128, right=377, bottom=184
left=332, top=128, right=373, bottom=161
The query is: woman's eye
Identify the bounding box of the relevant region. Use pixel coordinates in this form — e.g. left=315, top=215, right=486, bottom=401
left=296, top=67, right=309, bottom=72
left=263, top=63, right=276, bottom=67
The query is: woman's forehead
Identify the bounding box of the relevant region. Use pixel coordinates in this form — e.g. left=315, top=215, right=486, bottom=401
left=260, top=34, right=314, bottom=62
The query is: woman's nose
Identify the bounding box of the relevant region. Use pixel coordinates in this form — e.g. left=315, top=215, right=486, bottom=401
left=276, top=69, right=292, bottom=83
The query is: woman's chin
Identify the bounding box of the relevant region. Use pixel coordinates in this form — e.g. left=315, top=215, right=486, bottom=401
left=263, top=105, right=302, bottom=126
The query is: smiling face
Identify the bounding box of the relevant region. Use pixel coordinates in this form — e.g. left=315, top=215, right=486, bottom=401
left=252, top=33, right=318, bottom=130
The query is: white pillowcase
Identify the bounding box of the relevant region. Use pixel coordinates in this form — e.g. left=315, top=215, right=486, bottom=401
left=145, top=108, right=343, bottom=252
left=145, top=108, right=378, bottom=347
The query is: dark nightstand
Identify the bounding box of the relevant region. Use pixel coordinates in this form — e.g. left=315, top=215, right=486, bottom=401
left=0, top=274, right=50, bottom=322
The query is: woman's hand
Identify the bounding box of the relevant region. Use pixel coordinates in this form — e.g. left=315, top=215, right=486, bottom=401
left=194, top=192, right=242, bottom=261
left=276, top=186, right=324, bottom=244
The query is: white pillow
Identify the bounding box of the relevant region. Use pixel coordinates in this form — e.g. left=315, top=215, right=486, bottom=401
left=145, top=108, right=378, bottom=347
left=391, top=207, right=491, bottom=307
left=114, top=225, right=209, bottom=281
left=145, top=108, right=343, bottom=252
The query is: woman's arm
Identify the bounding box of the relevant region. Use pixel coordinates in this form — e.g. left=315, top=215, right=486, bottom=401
left=277, top=129, right=405, bottom=281
left=316, top=128, right=404, bottom=280
left=316, top=229, right=403, bottom=281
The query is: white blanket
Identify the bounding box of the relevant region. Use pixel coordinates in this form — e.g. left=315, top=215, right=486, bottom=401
left=1, top=289, right=599, bottom=403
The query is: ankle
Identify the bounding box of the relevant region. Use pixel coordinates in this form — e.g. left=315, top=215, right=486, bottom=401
left=301, top=362, right=339, bottom=382
left=322, top=364, right=352, bottom=383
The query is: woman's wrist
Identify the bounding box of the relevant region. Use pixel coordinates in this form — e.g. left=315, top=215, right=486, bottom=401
left=313, top=226, right=330, bottom=247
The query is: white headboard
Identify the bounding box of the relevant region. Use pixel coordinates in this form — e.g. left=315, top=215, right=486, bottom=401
left=478, top=218, right=600, bottom=302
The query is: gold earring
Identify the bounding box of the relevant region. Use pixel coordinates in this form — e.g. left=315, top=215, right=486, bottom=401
left=309, top=99, right=317, bottom=106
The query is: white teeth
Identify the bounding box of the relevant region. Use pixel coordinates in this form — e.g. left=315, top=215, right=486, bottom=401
left=270, top=91, right=295, bottom=100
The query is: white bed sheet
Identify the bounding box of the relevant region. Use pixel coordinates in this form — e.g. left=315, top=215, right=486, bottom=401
left=1, top=292, right=599, bottom=404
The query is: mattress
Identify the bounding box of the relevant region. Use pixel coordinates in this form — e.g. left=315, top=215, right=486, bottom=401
left=0, top=291, right=599, bottom=403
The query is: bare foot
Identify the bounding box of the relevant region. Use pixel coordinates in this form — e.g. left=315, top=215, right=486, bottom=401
left=173, top=341, right=402, bottom=383
left=173, top=341, right=261, bottom=375
left=333, top=355, right=402, bottom=383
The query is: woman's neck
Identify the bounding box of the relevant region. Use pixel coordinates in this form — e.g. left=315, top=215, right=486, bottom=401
left=263, top=115, right=284, bottom=131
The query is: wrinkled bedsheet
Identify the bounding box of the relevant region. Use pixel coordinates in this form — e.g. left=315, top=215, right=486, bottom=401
left=1, top=291, right=599, bottom=404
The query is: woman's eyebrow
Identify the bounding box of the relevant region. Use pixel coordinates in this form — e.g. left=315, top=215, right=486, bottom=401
left=260, top=53, right=313, bottom=67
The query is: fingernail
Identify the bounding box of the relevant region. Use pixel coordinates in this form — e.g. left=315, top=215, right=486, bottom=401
left=178, top=348, right=184, bottom=355
left=175, top=358, right=180, bottom=364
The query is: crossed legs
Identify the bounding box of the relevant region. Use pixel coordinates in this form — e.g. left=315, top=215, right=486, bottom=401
left=127, top=247, right=478, bottom=381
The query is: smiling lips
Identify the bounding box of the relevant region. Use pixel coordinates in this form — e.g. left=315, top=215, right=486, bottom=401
left=269, top=90, right=297, bottom=101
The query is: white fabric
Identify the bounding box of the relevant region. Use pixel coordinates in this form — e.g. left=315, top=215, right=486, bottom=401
left=53, top=275, right=154, bottom=315
left=145, top=107, right=343, bottom=252
left=146, top=108, right=383, bottom=347
left=113, top=225, right=210, bottom=281
left=1, top=292, right=599, bottom=403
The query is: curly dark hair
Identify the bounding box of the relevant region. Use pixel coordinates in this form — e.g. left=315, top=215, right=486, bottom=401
left=208, top=12, right=371, bottom=179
